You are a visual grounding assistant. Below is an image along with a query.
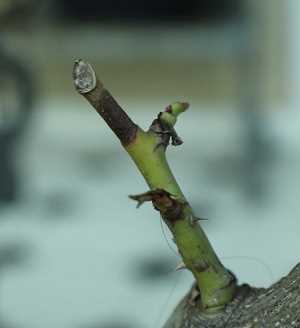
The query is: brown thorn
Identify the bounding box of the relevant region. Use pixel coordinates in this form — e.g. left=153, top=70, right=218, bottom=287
left=193, top=216, right=208, bottom=222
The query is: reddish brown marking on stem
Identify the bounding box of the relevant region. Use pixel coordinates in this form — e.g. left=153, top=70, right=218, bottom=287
left=73, top=60, right=138, bottom=146
left=86, top=86, right=138, bottom=146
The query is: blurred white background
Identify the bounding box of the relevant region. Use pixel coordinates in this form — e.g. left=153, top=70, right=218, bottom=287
left=0, top=1, right=299, bottom=327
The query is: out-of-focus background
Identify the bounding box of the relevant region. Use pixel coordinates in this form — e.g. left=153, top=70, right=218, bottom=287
left=0, top=0, right=299, bottom=327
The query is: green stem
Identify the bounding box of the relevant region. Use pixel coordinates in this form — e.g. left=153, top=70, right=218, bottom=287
left=73, top=60, right=236, bottom=312
left=126, top=128, right=236, bottom=311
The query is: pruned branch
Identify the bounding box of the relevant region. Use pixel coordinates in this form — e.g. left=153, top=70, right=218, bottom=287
left=73, top=59, right=236, bottom=313
left=73, top=60, right=138, bottom=146
left=73, top=59, right=300, bottom=327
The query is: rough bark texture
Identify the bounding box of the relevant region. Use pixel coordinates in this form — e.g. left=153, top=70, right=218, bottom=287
left=164, top=263, right=300, bottom=328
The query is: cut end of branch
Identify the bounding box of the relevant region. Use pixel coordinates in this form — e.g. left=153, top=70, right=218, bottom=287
left=73, top=59, right=137, bottom=145
left=73, top=59, right=98, bottom=94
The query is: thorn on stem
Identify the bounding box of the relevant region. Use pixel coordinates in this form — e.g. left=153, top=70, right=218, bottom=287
left=175, top=262, right=187, bottom=271
left=129, top=189, right=185, bottom=223
left=128, top=194, right=146, bottom=208
left=129, top=191, right=160, bottom=208
left=129, top=189, right=174, bottom=208
left=192, top=216, right=208, bottom=223
left=171, top=136, right=183, bottom=146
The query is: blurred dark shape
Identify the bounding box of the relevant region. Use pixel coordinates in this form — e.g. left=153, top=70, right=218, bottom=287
left=42, top=191, right=76, bottom=218
left=239, top=109, right=275, bottom=203
left=0, top=242, right=30, bottom=270
left=0, top=242, right=31, bottom=328
left=131, top=254, right=176, bottom=282
left=57, top=0, right=242, bottom=23
left=0, top=0, right=39, bottom=27
left=0, top=319, right=16, bottom=328
left=180, top=1, right=275, bottom=206
left=77, top=148, right=122, bottom=178
left=0, top=44, right=35, bottom=205
left=235, top=4, right=275, bottom=204
left=204, top=150, right=272, bottom=206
